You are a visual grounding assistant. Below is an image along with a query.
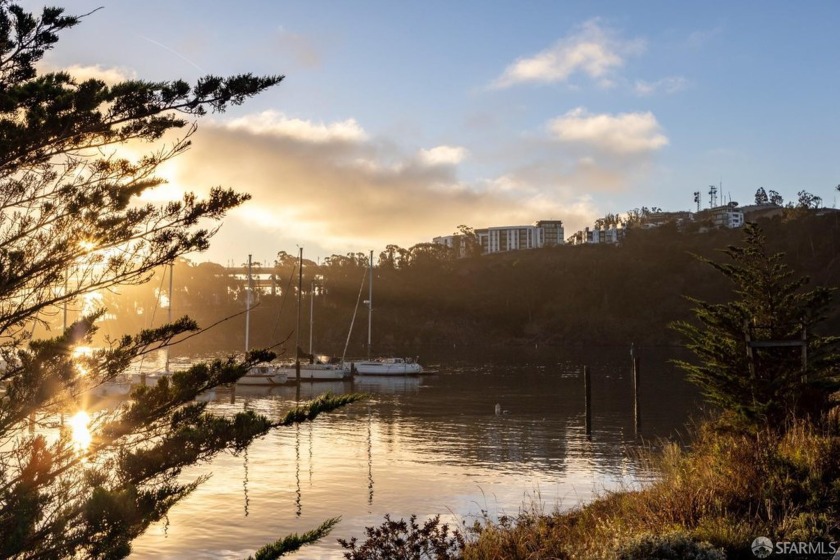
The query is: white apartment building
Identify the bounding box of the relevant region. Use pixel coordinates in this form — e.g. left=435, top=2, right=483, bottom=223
left=695, top=204, right=744, bottom=228
left=475, top=220, right=564, bottom=254
left=433, top=220, right=564, bottom=256
left=431, top=234, right=467, bottom=257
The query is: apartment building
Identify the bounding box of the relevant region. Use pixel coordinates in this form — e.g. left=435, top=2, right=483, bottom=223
left=475, top=220, right=564, bottom=254
left=433, top=220, right=564, bottom=256
left=695, top=204, right=745, bottom=228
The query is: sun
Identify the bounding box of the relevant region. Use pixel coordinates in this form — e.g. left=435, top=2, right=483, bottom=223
left=69, top=410, right=92, bottom=452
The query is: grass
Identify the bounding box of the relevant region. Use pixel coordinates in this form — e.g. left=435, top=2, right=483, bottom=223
left=460, top=416, right=840, bottom=560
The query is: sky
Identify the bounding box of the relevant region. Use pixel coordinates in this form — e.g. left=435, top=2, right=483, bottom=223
left=26, top=0, right=840, bottom=264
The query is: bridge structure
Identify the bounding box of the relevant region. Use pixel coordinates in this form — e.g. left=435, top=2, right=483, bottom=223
left=225, top=267, right=294, bottom=296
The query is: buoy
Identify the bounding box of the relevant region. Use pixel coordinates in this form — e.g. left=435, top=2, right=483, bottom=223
left=494, top=403, right=501, bottom=415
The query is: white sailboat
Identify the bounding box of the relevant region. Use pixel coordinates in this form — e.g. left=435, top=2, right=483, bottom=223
left=277, top=248, right=350, bottom=382
left=344, top=251, right=423, bottom=376
left=239, top=254, right=288, bottom=386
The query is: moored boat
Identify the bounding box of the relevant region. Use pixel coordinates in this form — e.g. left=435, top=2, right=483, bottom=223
left=346, top=357, right=423, bottom=376
left=277, top=361, right=349, bottom=381
left=341, top=251, right=424, bottom=376
left=238, top=365, right=288, bottom=385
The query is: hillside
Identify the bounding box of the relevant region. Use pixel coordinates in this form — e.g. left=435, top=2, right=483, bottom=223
left=83, top=212, right=840, bottom=358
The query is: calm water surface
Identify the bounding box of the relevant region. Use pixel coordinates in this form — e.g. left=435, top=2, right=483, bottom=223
left=130, top=347, right=697, bottom=559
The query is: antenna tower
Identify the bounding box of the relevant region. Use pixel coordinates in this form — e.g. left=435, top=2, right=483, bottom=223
left=708, top=184, right=718, bottom=208
left=693, top=191, right=700, bottom=213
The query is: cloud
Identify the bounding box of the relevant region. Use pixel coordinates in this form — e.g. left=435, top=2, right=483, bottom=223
left=634, top=76, right=689, bottom=96
left=149, top=109, right=670, bottom=261
left=491, top=19, right=645, bottom=89
left=42, top=63, right=137, bottom=85
left=417, top=145, right=469, bottom=166
left=168, top=115, right=582, bottom=259
left=547, top=108, right=668, bottom=155
left=224, top=110, right=368, bottom=143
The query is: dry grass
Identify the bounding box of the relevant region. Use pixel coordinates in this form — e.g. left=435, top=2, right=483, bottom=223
left=463, top=418, right=840, bottom=560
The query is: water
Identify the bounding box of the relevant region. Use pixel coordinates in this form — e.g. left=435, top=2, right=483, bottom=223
left=129, top=347, right=697, bottom=559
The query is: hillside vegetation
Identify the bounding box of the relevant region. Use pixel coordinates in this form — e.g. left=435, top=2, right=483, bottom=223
left=78, top=212, right=840, bottom=358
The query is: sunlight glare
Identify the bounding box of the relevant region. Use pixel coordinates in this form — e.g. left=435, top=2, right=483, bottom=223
left=71, top=345, right=94, bottom=359
left=70, top=410, right=92, bottom=452
left=81, top=291, right=103, bottom=316
left=72, top=345, right=94, bottom=378
left=78, top=239, right=97, bottom=252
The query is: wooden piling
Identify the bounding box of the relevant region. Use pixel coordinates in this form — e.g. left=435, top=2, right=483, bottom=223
left=633, top=355, right=641, bottom=435
left=584, top=365, right=591, bottom=436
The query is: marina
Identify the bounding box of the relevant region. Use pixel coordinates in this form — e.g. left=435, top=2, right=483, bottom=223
left=128, top=347, right=696, bottom=559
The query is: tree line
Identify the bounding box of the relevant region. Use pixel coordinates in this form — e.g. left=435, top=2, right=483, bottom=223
left=55, top=209, right=840, bottom=361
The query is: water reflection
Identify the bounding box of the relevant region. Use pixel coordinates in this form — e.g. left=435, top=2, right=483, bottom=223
left=367, top=408, right=373, bottom=507
left=128, top=348, right=697, bottom=559
left=294, top=422, right=301, bottom=517
left=353, top=375, right=421, bottom=394
left=243, top=448, right=249, bottom=517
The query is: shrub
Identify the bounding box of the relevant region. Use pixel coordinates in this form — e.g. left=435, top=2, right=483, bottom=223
left=338, top=514, right=465, bottom=560
left=614, top=531, right=725, bottom=560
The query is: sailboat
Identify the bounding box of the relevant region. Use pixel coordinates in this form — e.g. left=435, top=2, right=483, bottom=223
left=344, top=251, right=423, bottom=376
left=131, top=262, right=176, bottom=388
left=238, top=254, right=288, bottom=386
left=277, top=248, right=350, bottom=382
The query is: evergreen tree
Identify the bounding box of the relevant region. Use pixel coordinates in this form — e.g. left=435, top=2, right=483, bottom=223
left=754, top=187, right=768, bottom=204
left=672, top=223, right=840, bottom=428
left=0, top=3, right=356, bottom=558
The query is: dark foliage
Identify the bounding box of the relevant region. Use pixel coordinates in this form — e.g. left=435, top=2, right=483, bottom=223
left=338, top=514, right=465, bottom=560
left=672, top=223, right=840, bottom=428
left=0, top=2, right=357, bottom=559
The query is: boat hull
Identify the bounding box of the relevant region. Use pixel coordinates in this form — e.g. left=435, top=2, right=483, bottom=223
left=238, top=366, right=288, bottom=386
left=347, top=360, right=424, bottom=376
left=278, top=364, right=351, bottom=381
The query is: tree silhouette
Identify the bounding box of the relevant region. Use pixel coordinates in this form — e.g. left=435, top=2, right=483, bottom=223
left=0, top=3, right=354, bottom=558
left=672, top=224, right=840, bottom=428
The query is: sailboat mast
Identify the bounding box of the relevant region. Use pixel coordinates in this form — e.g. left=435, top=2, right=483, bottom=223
left=166, top=261, right=173, bottom=373
left=309, top=280, right=314, bottom=355
left=367, top=249, right=373, bottom=359
left=245, top=255, right=251, bottom=355
left=295, top=247, right=302, bottom=381
left=62, top=275, right=68, bottom=332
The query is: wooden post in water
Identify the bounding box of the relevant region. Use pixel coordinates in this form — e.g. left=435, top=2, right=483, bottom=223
left=295, top=247, right=302, bottom=382
left=584, top=365, right=591, bottom=436
left=632, top=349, right=641, bottom=435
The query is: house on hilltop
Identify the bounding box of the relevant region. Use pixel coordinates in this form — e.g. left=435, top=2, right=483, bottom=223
left=694, top=203, right=745, bottom=229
